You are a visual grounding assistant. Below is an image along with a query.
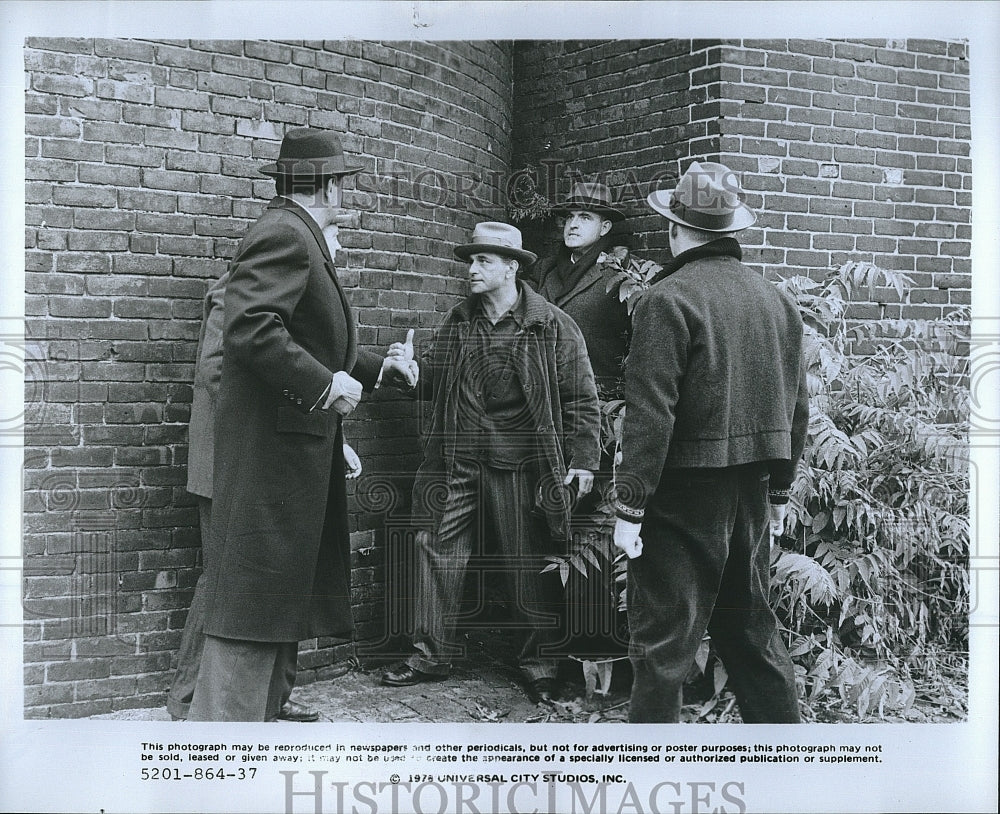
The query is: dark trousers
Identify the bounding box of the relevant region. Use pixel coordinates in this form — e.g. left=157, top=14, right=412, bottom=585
left=407, top=458, right=561, bottom=682
left=187, top=637, right=297, bottom=722
left=168, top=497, right=295, bottom=720
left=627, top=463, right=801, bottom=723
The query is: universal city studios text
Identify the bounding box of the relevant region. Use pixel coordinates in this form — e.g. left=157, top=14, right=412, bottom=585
left=280, top=770, right=747, bottom=814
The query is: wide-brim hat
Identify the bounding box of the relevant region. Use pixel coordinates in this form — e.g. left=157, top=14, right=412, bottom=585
left=550, top=181, right=626, bottom=222
left=454, top=221, right=537, bottom=265
left=647, top=161, right=756, bottom=233
left=259, top=128, right=366, bottom=178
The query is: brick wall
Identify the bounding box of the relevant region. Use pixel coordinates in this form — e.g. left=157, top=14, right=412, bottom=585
left=22, top=36, right=972, bottom=717
left=23, top=38, right=513, bottom=717
left=512, top=39, right=971, bottom=316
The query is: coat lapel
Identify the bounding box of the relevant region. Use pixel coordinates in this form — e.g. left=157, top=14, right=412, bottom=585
left=272, top=198, right=358, bottom=372
left=555, top=261, right=608, bottom=307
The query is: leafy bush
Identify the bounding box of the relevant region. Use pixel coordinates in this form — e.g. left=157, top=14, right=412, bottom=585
left=772, top=262, right=969, bottom=720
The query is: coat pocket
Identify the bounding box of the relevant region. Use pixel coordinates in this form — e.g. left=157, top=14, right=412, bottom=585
left=275, top=405, right=332, bottom=437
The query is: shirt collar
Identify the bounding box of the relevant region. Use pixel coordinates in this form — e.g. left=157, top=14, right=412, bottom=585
left=473, top=287, right=526, bottom=327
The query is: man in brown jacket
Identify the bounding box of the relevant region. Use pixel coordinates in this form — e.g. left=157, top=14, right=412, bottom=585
left=613, top=162, right=809, bottom=723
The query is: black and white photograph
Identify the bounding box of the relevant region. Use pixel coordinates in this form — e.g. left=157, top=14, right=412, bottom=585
left=1, top=2, right=997, bottom=813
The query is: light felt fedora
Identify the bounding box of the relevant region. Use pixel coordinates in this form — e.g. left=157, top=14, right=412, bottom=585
left=647, top=161, right=756, bottom=233
left=454, top=222, right=537, bottom=266
left=259, top=128, right=365, bottom=178
left=550, top=181, right=626, bottom=222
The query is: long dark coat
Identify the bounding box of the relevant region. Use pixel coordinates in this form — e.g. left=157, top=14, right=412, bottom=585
left=185, top=270, right=228, bottom=500
left=201, top=198, right=381, bottom=642
left=528, top=238, right=631, bottom=393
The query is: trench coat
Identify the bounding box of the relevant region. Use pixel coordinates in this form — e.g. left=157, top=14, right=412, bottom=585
left=201, top=198, right=382, bottom=643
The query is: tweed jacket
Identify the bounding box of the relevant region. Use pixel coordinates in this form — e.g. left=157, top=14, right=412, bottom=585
left=409, top=282, right=601, bottom=543
left=201, top=197, right=382, bottom=642
left=615, top=239, right=809, bottom=518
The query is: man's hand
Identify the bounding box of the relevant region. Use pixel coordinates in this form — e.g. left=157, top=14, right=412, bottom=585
left=613, top=517, right=643, bottom=559
left=564, top=468, right=594, bottom=497
left=769, top=503, right=787, bottom=547
left=343, top=443, right=362, bottom=479
left=376, top=328, right=419, bottom=389
left=323, top=370, right=363, bottom=415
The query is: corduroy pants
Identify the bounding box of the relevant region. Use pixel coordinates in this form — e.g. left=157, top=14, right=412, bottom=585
left=626, top=463, right=801, bottom=723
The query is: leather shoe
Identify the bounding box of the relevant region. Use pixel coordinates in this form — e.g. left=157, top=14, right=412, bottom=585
left=526, top=677, right=558, bottom=703
left=277, top=700, right=320, bottom=722
left=381, top=662, right=445, bottom=687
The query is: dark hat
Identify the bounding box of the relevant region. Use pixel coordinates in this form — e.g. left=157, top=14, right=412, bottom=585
left=259, top=128, right=365, bottom=179
left=647, top=161, right=756, bottom=233
left=454, top=222, right=537, bottom=265
left=550, top=181, right=626, bottom=222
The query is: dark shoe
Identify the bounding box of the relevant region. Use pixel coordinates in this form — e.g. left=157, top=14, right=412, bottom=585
left=381, top=662, right=445, bottom=687
left=277, top=700, right=320, bottom=722
left=526, top=677, right=558, bottom=704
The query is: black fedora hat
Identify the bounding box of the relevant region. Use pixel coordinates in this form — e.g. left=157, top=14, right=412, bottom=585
left=259, top=128, right=365, bottom=179
left=550, top=181, right=626, bottom=222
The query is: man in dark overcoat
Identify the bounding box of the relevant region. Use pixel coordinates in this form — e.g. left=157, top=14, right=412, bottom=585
left=527, top=181, right=653, bottom=661
left=186, top=128, right=388, bottom=721
left=167, top=264, right=363, bottom=722
left=613, top=161, right=809, bottom=723
left=527, top=181, right=631, bottom=395
left=378, top=222, right=601, bottom=703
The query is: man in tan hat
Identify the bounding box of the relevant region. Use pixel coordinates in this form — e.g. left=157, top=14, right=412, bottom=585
left=185, top=128, right=399, bottom=721
left=612, top=161, right=809, bottom=723
left=378, top=222, right=601, bottom=703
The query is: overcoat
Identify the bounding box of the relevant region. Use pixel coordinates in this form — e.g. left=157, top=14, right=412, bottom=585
left=409, top=282, right=601, bottom=544
left=185, top=270, right=228, bottom=500
left=527, top=237, right=631, bottom=392
left=201, top=198, right=381, bottom=642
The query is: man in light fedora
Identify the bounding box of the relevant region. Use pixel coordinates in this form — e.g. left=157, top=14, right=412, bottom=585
left=378, top=222, right=601, bottom=703
left=185, top=128, right=400, bottom=721
left=612, top=161, right=809, bottom=722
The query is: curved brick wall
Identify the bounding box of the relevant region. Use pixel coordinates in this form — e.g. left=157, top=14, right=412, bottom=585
left=23, top=38, right=513, bottom=717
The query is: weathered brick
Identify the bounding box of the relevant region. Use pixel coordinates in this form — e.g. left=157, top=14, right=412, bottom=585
left=106, top=144, right=165, bottom=167
left=52, top=185, right=117, bottom=208
left=141, top=169, right=201, bottom=193
left=153, top=86, right=209, bottom=111
left=95, top=80, right=154, bottom=104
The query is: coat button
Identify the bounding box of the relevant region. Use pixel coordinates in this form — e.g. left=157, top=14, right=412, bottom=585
left=296, top=398, right=302, bottom=405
